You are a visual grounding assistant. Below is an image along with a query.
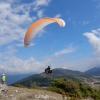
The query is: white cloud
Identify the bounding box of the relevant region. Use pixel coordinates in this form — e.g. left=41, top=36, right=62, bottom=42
left=0, top=45, right=18, bottom=58
left=83, top=28, right=100, bottom=57
left=54, top=46, right=76, bottom=57
left=82, top=21, right=90, bottom=25
left=0, top=56, right=45, bottom=74
left=33, top=0, right=51, bottom=13
left=37, top=9, right=44, bottom=18
left=4, top=45, right=18, bottom=55
left=41, top=55, right=97, bottom=72
left=33, top=0, right=51, bottom=7
left=0, top=2, right=33, bottom=46
left=0, top=0, right=51, bottom=46
left=61, top=57, right=98, bottom=71
left=0, top=43, right=98, bottom=73
left=79, top=28, right=100, bottom=70
left=0, top=54, right=98, bottom=74
left=54, top=14, right=61, bottom=18
left=0, top=45, right=76, bottom=74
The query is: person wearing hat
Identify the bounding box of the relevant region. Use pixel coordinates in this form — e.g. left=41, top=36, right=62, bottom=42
left=1, top=74, right=6, bottom=84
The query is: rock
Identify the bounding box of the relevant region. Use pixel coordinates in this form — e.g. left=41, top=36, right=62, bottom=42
left=0, top=83, right=8, bottom=94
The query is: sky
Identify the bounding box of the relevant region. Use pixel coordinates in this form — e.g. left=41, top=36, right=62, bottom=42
left=0, top=0, right=100, bottom=74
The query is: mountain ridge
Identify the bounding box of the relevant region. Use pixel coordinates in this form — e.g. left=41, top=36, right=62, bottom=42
left=11, top=68, right=91, bottom=87
left=84, top=67, right=100, bottom=76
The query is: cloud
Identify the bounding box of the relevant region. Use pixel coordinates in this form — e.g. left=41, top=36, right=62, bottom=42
left=37, top=9, right=44, bottom=18
left=82, top=21, right=90, bottom=25
left=41, top=54, right=97, bottom=72
left=0, top=54, right=97, bottom=74
left=61, top=57, right=98, bottom=71
left=0, top=0, right=51, bottom=46
left=54, top=46, right=76, bottom=57
left=0, top=43, right=98, bottom=74
left=33, top=0, right=51, bottom=7
left=83, top=28, right=100, bottom=57
left=0, top=2, right=33, bottom=46
left=54, top=14, right=61, bottom=18
left=0, top=56, right=45, bottom=74
left=0, top=45, right=76, bottom=74
left=0, top=45, right=18, bottom=58
left=4, top=45, right=18, bottom=55
left=33, top=0, right=51, bottom=12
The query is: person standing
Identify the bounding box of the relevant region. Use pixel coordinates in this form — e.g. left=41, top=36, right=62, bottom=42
left=1, top=74, right=6, bottom=84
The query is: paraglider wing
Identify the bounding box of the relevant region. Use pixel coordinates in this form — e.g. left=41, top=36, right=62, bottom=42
left=24, top=17, right=65, bottom=47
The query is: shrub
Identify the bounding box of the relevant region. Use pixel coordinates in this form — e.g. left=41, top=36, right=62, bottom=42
left=49, top=78, right=100, bottom=99
left=14, top=84, right=25, bottom=88
left=30, top=82, right=41, bottom=89
left=49, top=78, right=80, bottom=97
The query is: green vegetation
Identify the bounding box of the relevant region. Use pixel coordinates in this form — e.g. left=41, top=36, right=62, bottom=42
left=29, top=82, right=41, bottom=89
left=12, top=73, right=80, bottom=87
left=48, top=78, right=100, bottom=99
left=14, top=82, right=41, bottom=89
left=14, top=84, right=25, bottom=88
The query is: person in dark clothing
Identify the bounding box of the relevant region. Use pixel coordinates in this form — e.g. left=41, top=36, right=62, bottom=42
left=45, top=66, right=52, bottom=74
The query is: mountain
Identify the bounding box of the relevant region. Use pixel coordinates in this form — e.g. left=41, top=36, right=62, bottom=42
left=84, top=67, right=100, bottom=76
left=11, top=68, right=91, bottom=87
left=52, top=68, right=84, bottom=75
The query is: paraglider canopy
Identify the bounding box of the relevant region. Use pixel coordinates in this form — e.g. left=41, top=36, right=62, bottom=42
left=24, top=17, right=66, bottom=47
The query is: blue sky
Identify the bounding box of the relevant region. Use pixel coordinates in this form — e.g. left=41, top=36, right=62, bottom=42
left=0, top=0, right=100, bottom=74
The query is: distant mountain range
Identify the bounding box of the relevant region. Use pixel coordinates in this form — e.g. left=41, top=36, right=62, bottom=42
left=11, top=68, right=91, bottom=87
left=84, top=67, right=100, bottom=76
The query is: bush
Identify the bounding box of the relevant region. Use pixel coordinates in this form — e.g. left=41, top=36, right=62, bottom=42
left=49, top=78, right=80, bottom=97
left=30, top=82, right=41, bottom=89
left=14, top=84, right=25, bottom=88
left=48, top=78, right=100, bottom=99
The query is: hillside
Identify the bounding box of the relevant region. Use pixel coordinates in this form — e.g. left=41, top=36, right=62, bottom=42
left=84, top=67, right=100, bottom=76
left=52, top=68, right=83, bottom=75
left=0, top=85, right=95, bottom=100
left=0, top=77, right=97, bottom=100
left=12, top=68, right=93, bottom=87
left=11, top=73, right=78, bottom=87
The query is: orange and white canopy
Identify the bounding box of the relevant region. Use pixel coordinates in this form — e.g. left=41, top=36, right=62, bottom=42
left=24, top=17, right=65, bottom=47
